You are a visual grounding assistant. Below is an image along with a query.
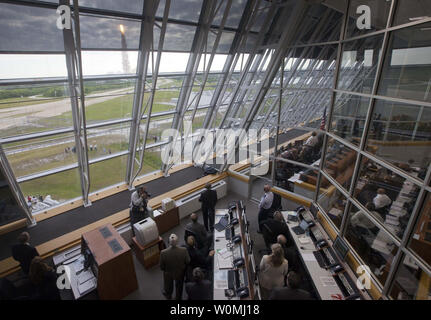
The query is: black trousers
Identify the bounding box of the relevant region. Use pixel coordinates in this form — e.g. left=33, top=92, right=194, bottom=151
left=163, top=272, right=184, bottom=300
left=258, top=207, right=272, bottom=229
left=202, top=206, right=215, bottom=232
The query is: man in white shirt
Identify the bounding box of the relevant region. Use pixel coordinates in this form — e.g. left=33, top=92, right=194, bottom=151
left=373, top=188, right=392, bottom=210
left=304, top=131, right=319, bottom=148
left=130, top=187, right=151, bottom=235
left=258, top=184, right=274, bottom=232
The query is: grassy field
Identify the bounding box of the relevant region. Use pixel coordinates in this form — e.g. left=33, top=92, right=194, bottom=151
left=20, top=149, right=162, bottom=202
left=0, top=97, right=63, bottom=109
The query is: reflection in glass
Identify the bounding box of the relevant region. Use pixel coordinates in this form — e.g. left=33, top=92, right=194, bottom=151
left=345, top=204, right=398, bottom=286
left=338, top=35, right=384, bottom=94
left=323, top=138, right=357, bottom=192
left=354, top=156, right=420, bottom=240
left=378, top=23, right=431, bottom=103
left=317, top=180, right=347, bottom=229
left=409, top=192, right=431, bottom=267
left=330, top=93, right=370, bottom=145
left=394, top=0, right=431, bottom=26
left=390, top=254, right=431, bottom=300
left=0, top=169, right=26, bottom=226
left=365, top=99, right=431, bottom=181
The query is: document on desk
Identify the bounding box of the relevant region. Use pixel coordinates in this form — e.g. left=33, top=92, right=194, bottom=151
left=78, top=278, right=96, bottom=295
left=302, top=253, right=317, bottom=262
left=214, top=270, right=228, bottom=289
left=217, top=256, right=233, bottom=269
left=77, top=270, right=94, bottom=285
left=71, top=256, right=85, bottom=273
left=320, top=276, right=337, bottom=287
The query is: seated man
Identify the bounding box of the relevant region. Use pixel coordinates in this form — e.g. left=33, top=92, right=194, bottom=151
left=269, top=271, right=313, bottom=300
left=304, top=131, right=319, bottom=148
left=185, top=213, right=211, bottom=250
left=373, top=188, right=392, bottom=212
left=185, top=267, right=212, bottom=300
left=11, top=232, right=39, bottom=275
left=261, top=211, right=293, bottom=247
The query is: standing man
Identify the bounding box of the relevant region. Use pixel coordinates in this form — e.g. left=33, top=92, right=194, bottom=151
left=258, top=184, right=274, bottom=232
left=129, top=186, right=151, bottom=235
left=160, top=234, right=190, bottom=300
left=185, top=213, right=211, bottom=251
left=198, top=183, right=217, bottom=232
left=11, top=232, right=39, bottom=274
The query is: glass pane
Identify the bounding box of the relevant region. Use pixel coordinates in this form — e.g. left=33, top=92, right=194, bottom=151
left=323, top=137, right=358, bottom=192
left=0, top=54, right=67, bottom=80
left=135, top=147, right=163, bottom=178
left=345, top=203, right=398, bottom=286
left=393, top=0, right=431, bottom=26
left=84, top=79, right=135, bottom=124
left=20, top=169, right=81, bottom=213
left=78, top=0, right=144, bottom=14
left=89, top=155, right=127, bottom=193
left=365, top=99, right=431, bottom=181
left=345, top=0, right=391, bottom=39
left=317, top=180, right=347, bottom=230
left=338, top=35, right=384, bottom=94
left=354, top=155, right=420, bottom=240
left=82, top=51, right=139, bottom=75
left=0, top=170, right=26, bottom=226
left=142, top=115, right=174, bottom=145
left=330, top=92, right=370, bottom=146
left=0, top=82, right=72, bottom=138
left=409, top=192, right=431, bottom=267
left=80, top=15, right=141, bottom=50
left=293, top=3, right=345, bottom=45
left=4, top=133, right=77, bottom=179
left=390, top=254, right=431, bottom=300
left=212, top=0, right=247, bottom=29
left=0, top=3, right=63, bottom=52
left=157, top=0, right=202, bottom=23
left=163, top=23, right=197, bottom=52
left=378, top=23, right=431, bottom=103
left=87, top=124, right=130, bottom=161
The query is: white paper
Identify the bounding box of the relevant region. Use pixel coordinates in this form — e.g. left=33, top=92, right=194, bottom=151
left=217, top=256, right=233, bottom=269
left=78, top=278, right=96, bottom=295
left=77, top=270, right=94, bottom=285
left=302, top=253, right=317, bottom=262
left=320, top=276, right=337, bottom=287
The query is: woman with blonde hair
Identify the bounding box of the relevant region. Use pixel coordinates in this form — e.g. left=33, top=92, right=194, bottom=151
left=259, top=243, right=289, bottom=299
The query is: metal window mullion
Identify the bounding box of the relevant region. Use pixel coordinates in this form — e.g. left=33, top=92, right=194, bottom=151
left=132, top=0, right=169, bottom=183
left=0, top=145, right=35, bottom=225
left=125, top=0, right=160, bottom=186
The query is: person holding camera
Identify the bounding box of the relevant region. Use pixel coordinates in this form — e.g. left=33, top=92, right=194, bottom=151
left=129, top=186, right=152, bottom=235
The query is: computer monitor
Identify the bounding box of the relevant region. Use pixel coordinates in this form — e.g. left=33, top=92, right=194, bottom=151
left=333, top=236, right=349, bottom=261
left=299, top=219, right=309, bottom=231
left=310, top=203, right=318, bottom=219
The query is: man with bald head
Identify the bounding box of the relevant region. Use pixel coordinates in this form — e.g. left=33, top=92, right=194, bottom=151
left=277, top=235, right=299, bottom=272
left=185, top=213, right=210, bottom=250
left=160, top=234, right=190, bottom=300
left=258, top=184, right=274, bottom=232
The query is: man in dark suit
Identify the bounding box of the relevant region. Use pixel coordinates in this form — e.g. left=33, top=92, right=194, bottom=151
left=160, top=234, right=190, bottom=300
left=277, top=235, right=300, bottom=272
left=269, top=271, right=313, bottom=300
left=261, top=211, right=293, bottom=247
left=11, top=232, right=39, bottom=274
left=185, top=267, right=212, bottom=300
left=184, top=236, right=214, bottom=270
left=185, top=213, right=211, bottom=251
left=198, top=183, right=217, bottom=232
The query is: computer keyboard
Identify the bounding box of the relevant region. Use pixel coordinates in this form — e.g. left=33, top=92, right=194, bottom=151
left=228, top=270, right=239, bottom=290
left=238, top=268, right=248, bottom=289
left=311, top=228, right=324, bottom=242
left=338, top=272, right=355, bottom=296
left=233, top=244, right=242, bottom=259
left=225, top=227, right=234, bottom=240
left=313, top=250, right=327, bottom=268
left=323, top=247, right=336, bottom=266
